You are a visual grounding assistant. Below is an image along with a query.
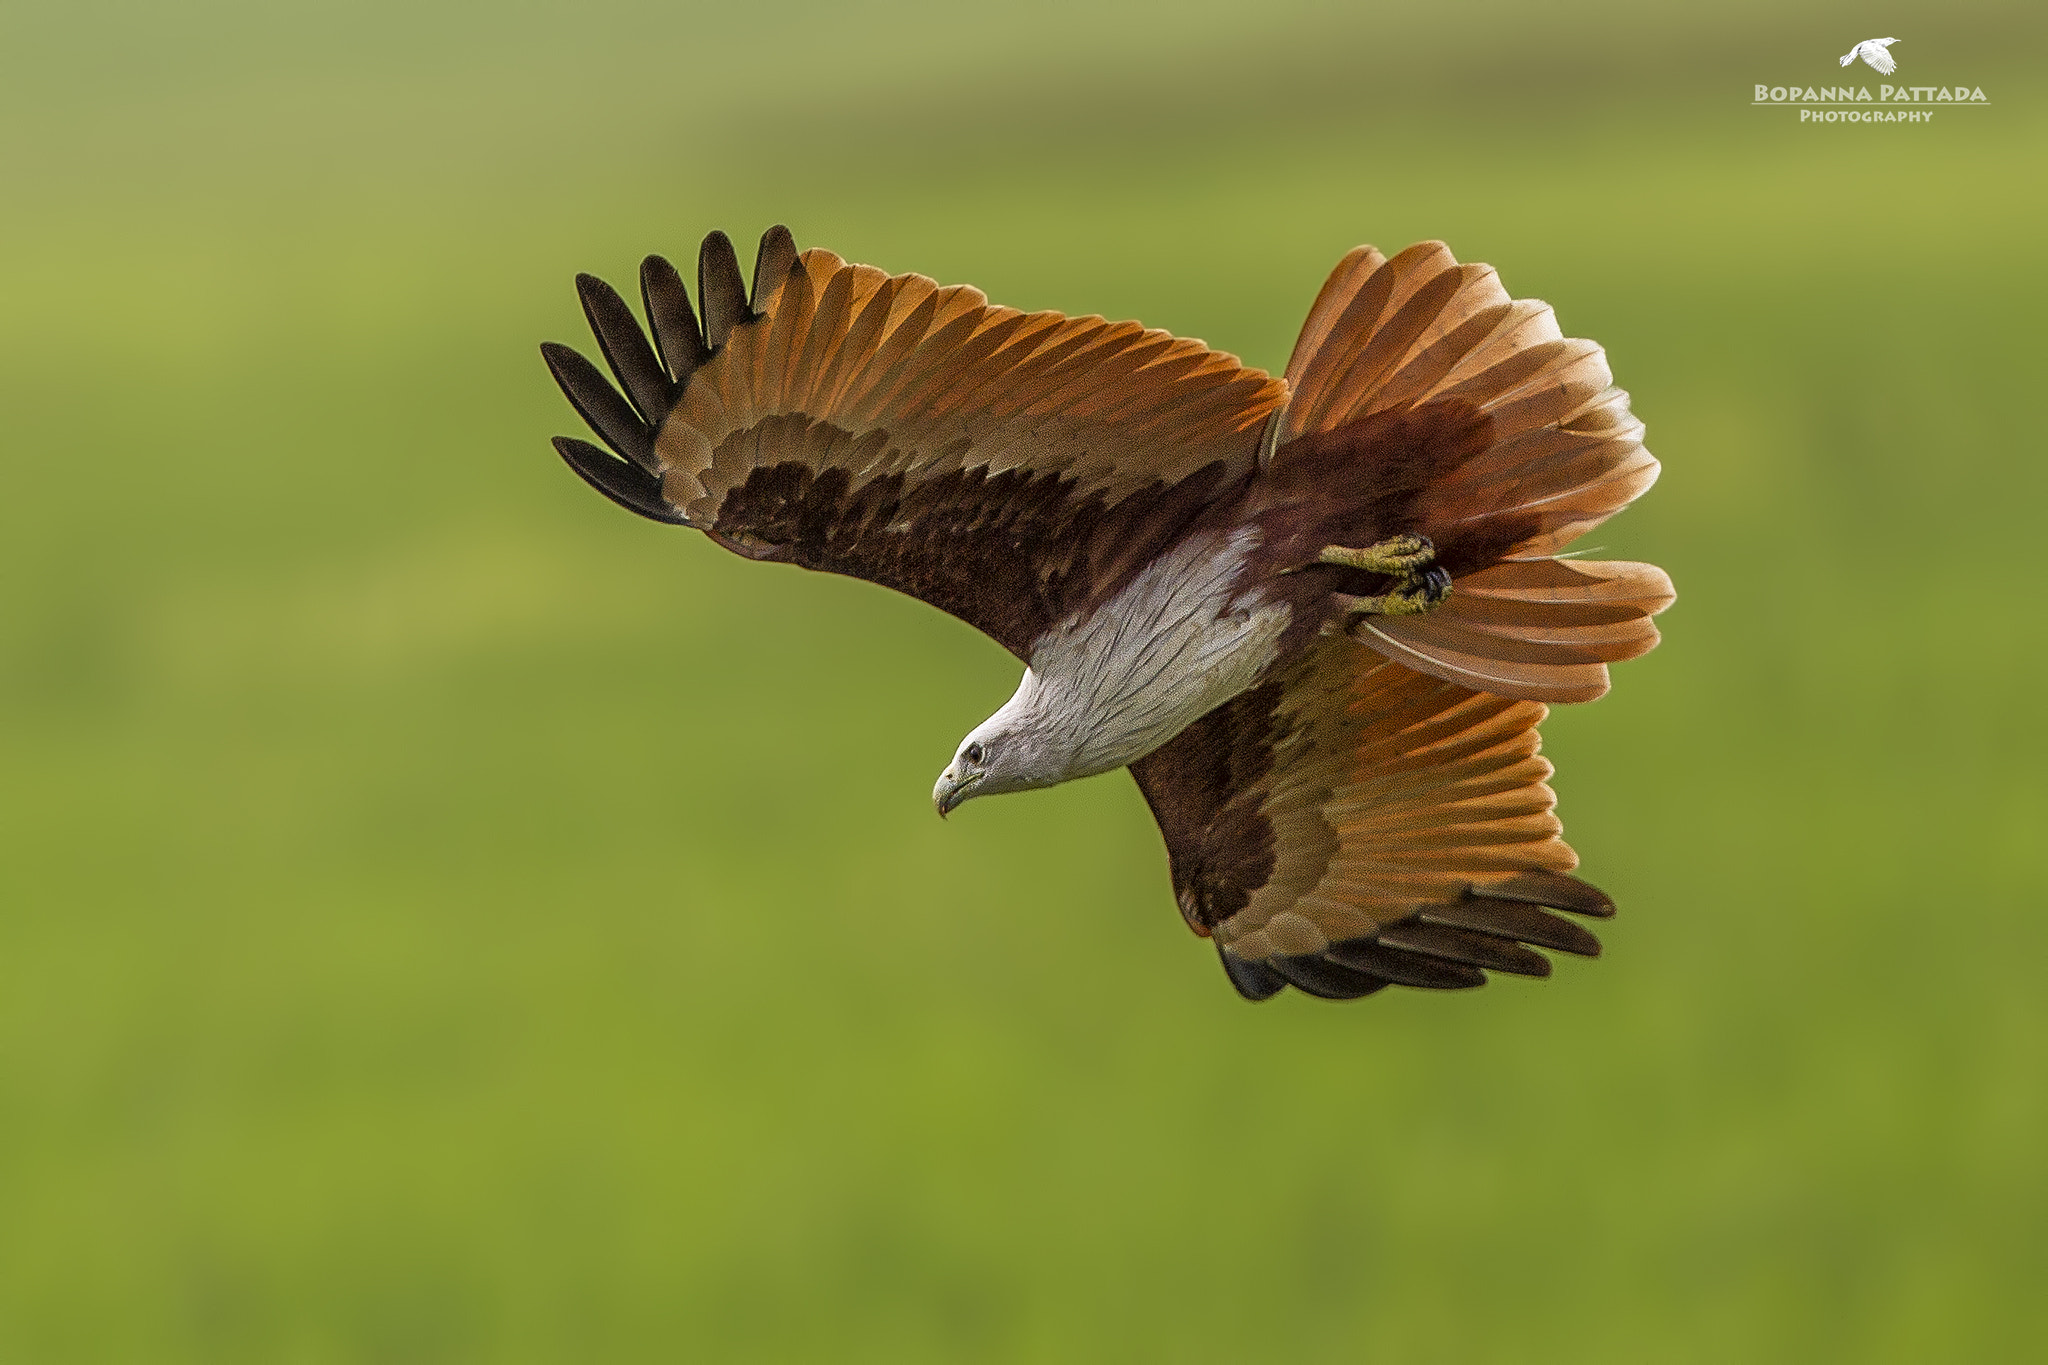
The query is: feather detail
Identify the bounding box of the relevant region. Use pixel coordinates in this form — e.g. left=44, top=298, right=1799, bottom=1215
left=552, top=436, right=686, bottom=525
left=541, top=342, right=657, bottom=475
left=639, top=253, right=708, bottom=388
left=576, top=272, right=674, bottom=426
left=697, top=231, right=749, bottom=351
left=1358, top=558, right=1674, bottom=702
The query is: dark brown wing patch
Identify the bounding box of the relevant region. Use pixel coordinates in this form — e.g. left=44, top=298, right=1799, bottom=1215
left=705, top=446, right=1240, bottom=657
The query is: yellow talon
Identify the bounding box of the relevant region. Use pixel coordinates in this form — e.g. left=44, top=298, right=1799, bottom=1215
left=1317, top=533, right=1435, bottom=576
left=1320, top=535, right=1451, bottom=617
left=1336, top=572, right=1451, bottom=618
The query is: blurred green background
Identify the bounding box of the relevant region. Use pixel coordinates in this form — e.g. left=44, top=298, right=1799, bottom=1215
left=3, top=0, right=2044, bottom=1359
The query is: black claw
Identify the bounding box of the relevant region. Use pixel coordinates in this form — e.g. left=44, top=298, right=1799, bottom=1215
left=540, top=341, right=658, bottom=474
left=575, top=273, right=674, bottom=427
left=698, top=230, right=748, bottom=350
left=1415, top=565, right=1452, bottom=608
left=750, top=225, right=798, bottom=315
left=552, top=437, right=685, bottom=525
left=640, top=254, right=707, bottom=386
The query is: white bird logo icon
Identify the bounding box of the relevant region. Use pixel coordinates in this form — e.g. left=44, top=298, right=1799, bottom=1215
left=1840, top=37, right=1899, bottom=74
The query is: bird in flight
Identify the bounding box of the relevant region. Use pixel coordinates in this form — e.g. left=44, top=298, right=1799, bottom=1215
left=1840, top=37, right=1899, bottom=74
left=543, top=227, right=1672, bottom=1003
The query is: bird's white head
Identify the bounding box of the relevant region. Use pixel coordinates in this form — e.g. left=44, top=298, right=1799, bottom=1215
left=931, top=697, right=1071, bottom=818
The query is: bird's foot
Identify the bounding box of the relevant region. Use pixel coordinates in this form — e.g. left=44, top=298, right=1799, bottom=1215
left=1317, top=533, right=1436, bottom=576
left=1335, top=566, right=1452, bottom=618
left=1319, top=535, right=1451, bottom=617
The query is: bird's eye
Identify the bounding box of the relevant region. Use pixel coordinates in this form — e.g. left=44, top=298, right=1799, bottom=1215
left=965, top=742, right=984, bottom=765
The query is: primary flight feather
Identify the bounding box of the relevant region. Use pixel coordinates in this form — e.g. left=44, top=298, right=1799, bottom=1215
left=543, top=226, right=1672, bottom=1003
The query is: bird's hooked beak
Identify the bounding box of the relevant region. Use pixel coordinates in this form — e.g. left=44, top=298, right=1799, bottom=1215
left=932, top=764, right=983, bottom=818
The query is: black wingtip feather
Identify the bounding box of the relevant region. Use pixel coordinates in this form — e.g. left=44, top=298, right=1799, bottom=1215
left=575, top=272, right=674, bottom=427
left=1218, top=948, right=1287, bottom=1002
left=750, top=225, right=798, bottom=315
left=552, top=436, right=686, bottom=525
left=1376, top=921, right=1553, bottom=978
left=1231, top=873, right=1618, bottom=1001
left=1482, top=870, right=1616, bottom=918
left=1419, top=896, right=1604, bottom=958
left=540, top=341, right=658, bottom=475
left=1269, top=953, right=1390, bottom=1000
left=640, top=254, right=707, bottom=386
left=1324, top=939, right=1486, bottom=990
left=698, top=231, right=747, bottom=350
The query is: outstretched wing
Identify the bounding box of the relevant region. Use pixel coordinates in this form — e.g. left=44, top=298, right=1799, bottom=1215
left=1276, top=241, right=1672, bottom=702
left=1129, top=637, right=1611, bottom=1002
left=545, top=227, right=1288, bottom=658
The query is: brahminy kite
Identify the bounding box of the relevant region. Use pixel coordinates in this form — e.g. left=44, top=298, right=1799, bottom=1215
left=542, top=227, right=1672, bottom=1003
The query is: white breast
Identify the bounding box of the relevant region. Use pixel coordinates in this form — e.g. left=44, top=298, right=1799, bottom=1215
left=993, top=528, right=1290, bottom=780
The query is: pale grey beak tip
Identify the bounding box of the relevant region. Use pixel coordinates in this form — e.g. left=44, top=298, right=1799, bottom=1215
left=933, top=766, right=975, bottom=818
